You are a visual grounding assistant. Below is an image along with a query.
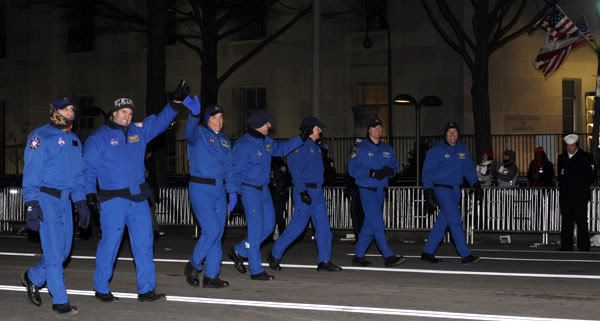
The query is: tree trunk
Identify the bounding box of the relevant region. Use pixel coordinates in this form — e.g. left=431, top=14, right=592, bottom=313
left=471, top=0, right=492, bottom=158
left=146, top=0, right=168, bottom=187
left=200, top=1, right=219, bottom=109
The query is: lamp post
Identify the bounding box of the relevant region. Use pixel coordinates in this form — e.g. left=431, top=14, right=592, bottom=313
left=393, top=94, right=442, bottom=185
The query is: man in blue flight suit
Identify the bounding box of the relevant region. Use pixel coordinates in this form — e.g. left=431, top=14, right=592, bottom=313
left=228, top=111, right=312, bottom=280
left=21, top=97, right=91, bottom=315
left=268, top=117, right=342, bottom=272
left=84, top=81, right=192, bottom=302
left=348, top=119, right=406, bottom=268
left=421, top=122, right=480, bottom=264
left=183, top=102, right=238, bottom=288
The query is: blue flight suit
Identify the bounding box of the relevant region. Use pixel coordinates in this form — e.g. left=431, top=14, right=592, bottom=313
left=422, top=140, right=477, bottom=257
left=83, top=103, right=179, bottom=295
left=271, top=139, right=333, bottom=263
left=231, top=131, right=302, bottom=275
left=348, top=138, right=399, bottom=258
left=185, top=114, right=235, bottom=278
left=23, top=124, right=86, bottom=305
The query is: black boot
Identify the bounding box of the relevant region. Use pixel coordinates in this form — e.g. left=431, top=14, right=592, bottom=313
left=184, top=262, right=200, bottom=287
left=138, top=290, right=166, bottom=302
left=202, top=276, right=230, bottom=288
left=461, top=255, right=480, bottom=265
left=384, top=255, right=407, bottom=268
left=228, top=247, right=246, bottom=274
left=268, top=252, right=282, bottom=271
left=95, top=291, right=119, bottom=303
left=317, top=261, right=342, bottom=272
left=351, top=256, right=372, bottom=267
left=250, top=271, right=275, bottom=281
left=420, top=252, right=441, bottom=264
left=21, top=270, right=41, bottom=307
left=52, top=303, right=78, bottom=315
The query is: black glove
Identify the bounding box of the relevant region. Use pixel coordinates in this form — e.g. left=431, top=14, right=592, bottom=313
left=369, top=169, right=385, bottom=180
left=472, top=181, right=484, bottom=203
left=74, top=200, right=91, bottom=229
left=300, top=126, right=314, bottom=142
left=423, top=188, right=438, bottom=215
left=169, top=80, right=191, bottom=104
left=86, top=193, right=100, bottom=215
left=300, top=190, right=312, bottom=205
left=380, top=166, right=395, bottom=178
left=25, top=201, right=43, bottom=231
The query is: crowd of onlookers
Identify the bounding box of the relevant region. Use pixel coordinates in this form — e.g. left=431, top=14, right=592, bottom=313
left=476, top=147, right=556, bottom=188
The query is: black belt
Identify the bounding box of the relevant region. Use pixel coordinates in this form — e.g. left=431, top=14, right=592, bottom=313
left=304, top=183, right=319, bottom=189
left=40, top=186, right=62, bottom=198
left=190, top=175, right=225, bottom=186
left=242, top=182, right=263, bottom=191
left=358, top=186, right=377, bottom=192
left=98, top=182, right=150, bottom=198
left=433, top=183, right=455, bottom=190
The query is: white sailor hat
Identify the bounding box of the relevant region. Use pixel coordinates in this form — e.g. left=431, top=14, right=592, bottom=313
left=563, top=134, right=579, bottom=145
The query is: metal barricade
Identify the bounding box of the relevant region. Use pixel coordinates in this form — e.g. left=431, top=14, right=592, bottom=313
left=0, top=187, right=24, bottom=232
left=2, top=186, right=600, bottom=244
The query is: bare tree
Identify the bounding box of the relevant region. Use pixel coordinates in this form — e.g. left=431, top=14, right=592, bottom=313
left=421, top=0, right=554, bottom=156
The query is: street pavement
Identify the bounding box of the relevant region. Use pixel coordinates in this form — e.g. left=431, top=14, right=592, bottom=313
left=0, top=232, right=599, bottom=321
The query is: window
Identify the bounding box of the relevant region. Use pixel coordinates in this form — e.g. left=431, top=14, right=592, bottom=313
left=0, top=2, right=6, bottom=58
left=233, top=87, right=266, bottom=131
left=0, top=100, right=5, bottom=174
left=353, top=0, right=388, bottom=32
left=562, top=79, right=577, bottom=134
left=167, top=0, right=176, bottom=45
left=232, top=0, right=266, bottom=41
left=73, top=96, right=95, bottom=136
left=357, top=84, right=388, bottom=105
left=66, top=0, right=95, bottom=53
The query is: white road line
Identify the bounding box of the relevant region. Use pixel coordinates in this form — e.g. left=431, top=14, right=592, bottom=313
left=0, top=285, right=595, bottom=321
left=2, top=251, right=599, bottom=280
left=345, top=253, right=600, bottom=263
left=473, top=249, right=600, bottom=254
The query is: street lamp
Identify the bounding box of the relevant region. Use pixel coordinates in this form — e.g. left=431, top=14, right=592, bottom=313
left=393, top=94, right=442, bottom=185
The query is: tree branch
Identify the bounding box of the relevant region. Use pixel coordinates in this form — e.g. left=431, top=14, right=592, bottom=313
left=491, top=1, right=554, bottom=52
left=217, top=0, right=278, bottom=36
left=175, top=34, right=203, bottom=56
left=490, top=0, right=525, bottom=46
left=437, top=0, right=476, bottom=51
left=218, top=4, right=311, bottom=86
left=421, top=0, right=474, bottom=70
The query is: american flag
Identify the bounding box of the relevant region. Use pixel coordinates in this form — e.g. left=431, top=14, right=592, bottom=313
left=536, top=6, right=579, bottom=41
left=534, top=31, right=583, bottom=77
left=574, top=16, right=595, bottom=43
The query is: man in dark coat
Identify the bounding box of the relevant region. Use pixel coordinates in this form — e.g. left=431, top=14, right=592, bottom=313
left=557, top=134, right=595, bottom=252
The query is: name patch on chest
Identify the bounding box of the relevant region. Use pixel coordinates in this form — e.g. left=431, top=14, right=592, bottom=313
left=383, top=151, right=391, bottom=158
left=265, top=144, right=271, bottom=152
left=128, top=135, right=140, bottom=143
left=444, top=153, right=451, bottom=158
left=220, top=139, right=230, bottom=148
left=367, top=151, right=374, bottom=158
left=458, top=153, right=465, bottom=159
left=110, top=138, right=119, bottom=146
left=257, top=150, right=263, bottom=158
left=57, top=137, right=65, bottom=146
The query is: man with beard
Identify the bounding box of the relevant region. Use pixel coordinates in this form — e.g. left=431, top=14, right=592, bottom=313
left=21, top=97, right=91, bottom=315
